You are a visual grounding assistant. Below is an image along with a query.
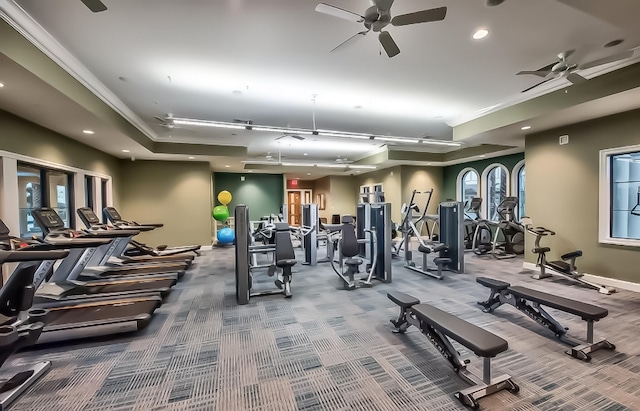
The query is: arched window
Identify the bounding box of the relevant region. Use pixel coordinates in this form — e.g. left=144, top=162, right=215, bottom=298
left=517, top=166, right=525, bottom=219
left=458, top=169, right=479, bottom=206
left=484, top=165, right=509, bottom=221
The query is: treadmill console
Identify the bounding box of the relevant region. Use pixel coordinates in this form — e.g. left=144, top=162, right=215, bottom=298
left=77, top=207, right=101, bottom=226
left=32, top=207, right=67, bottom=233
left=103, top=207, right=122, bottom=223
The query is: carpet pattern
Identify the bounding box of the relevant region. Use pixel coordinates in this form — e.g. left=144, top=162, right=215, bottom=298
left=4, top=247, right=640, bottom=410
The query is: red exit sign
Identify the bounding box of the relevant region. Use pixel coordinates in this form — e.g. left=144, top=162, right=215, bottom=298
left=287, top=179, right=299, bottom=187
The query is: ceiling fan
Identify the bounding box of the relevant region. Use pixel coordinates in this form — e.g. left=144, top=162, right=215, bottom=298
left=81, top=0, right=108, bottom=12
left=315, top=0, right=447, bottom=58
left=275, top=134, right=306, bottom=141
left=517, top=48, right=635, bottom=93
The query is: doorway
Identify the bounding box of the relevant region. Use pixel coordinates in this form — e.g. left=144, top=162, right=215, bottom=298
left=286, top=189, right=312, bottom=226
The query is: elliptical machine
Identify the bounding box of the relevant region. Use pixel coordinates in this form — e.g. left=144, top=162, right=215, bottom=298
left=521, top=218, right=615, bottom=295
left=472, top=197, right=524, bottom=259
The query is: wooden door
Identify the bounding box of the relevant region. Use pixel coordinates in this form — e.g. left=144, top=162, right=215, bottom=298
left=288, top=191, right=301, bottom=226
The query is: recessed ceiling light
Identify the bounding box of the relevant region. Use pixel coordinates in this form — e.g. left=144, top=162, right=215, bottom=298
left=82, top=129, right=94, bottom=135
left=122, top=149, right=130, bottom=153
left=248, top=170, right=254, bottom=173
left=307, top=173, right=311, bottom=176
left=225, top=165, right=230, bottom=168
left=304, top=153, right=308, bottom=156
left=188, top=156, right=195, bottom=159
left=479, top=155, right=486, bottom=158
left=521, top=126, right=532, bottom=130
left=473, top=29, right=489, bottom=40
left=0, top=82, right=4, bottom=88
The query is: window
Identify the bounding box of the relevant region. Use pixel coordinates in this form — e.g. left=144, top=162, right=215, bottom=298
left=101, top=179, right=109, bottom=223
left=85, top=175, right=94, bottom=209
left=517, top=166, right=526, bottom=219
left=459, top=169, right=479, bottom=206
left=485, top=166, right=508, bottom=221
left=48, top=170, right=72, bottom=228
left=609, top=152, right=640, bottom=240
left=17, top=164, right=43, bottom=237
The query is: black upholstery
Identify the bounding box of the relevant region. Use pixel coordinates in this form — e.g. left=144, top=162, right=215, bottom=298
left=341, top=222, right=360, bottom=258
left=418, top=244, right=432, bottom=254
left=476, top=277, right=510, bottom=291
left=387, top=291, right=420, bottom=308
left=507, top=286, right=608, bottom=321
left=410, top=303, right=508, bottom=357
left=432, top=244, right=448, bottom=253
left=345, top=258, right=363, bottom=266
left=434, top=257, right=452, bottom=265
left=533, top=247, right=551, bottom=254
left=561, top=250, right=583, bottom=260
left=274, top=223, right=296, bottom=268
left=548, top=261, right=571, bottom=273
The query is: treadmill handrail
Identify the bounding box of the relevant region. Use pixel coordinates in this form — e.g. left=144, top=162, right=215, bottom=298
left=0, top=250, right=70, bottom=264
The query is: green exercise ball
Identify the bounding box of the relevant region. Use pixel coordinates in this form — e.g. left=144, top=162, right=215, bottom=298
left=212, top=205, right=229, bottom=221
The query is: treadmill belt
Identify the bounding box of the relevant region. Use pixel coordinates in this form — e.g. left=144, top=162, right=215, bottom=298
left=44, top=299, right=159, bottom=326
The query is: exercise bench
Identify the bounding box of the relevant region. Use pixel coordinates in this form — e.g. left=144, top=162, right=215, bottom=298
left=476, top=277, right=615, bottom=361
left=388, top=291, right=519, bottom=409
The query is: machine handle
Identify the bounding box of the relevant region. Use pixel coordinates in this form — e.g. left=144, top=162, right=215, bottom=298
left=0, top=249, right=70, bottom=263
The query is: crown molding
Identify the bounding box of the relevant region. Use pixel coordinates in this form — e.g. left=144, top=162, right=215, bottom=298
left=0, top=0, right=158, bottom=141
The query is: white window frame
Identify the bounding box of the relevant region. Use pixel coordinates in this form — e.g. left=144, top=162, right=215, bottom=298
left=599, top=144, right=640, bottom=247
left=456, top=167, right=480, bottom=203
left=0, top=150, right=113, bottom=233
left=481, top=163, right=510, bottom=220
left=511, top=160, right=526, bottom=220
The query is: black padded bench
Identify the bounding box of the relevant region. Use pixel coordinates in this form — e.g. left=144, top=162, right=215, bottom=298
left=388, top=291, right=518, bottom=409
left=476, top=277, right=615, bottom=361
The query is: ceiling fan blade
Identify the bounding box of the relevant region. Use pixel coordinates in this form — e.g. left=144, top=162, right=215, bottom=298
left=81, top=0, right=108, bottom=12
left=315, top=3, right=364, bottom=23
left=379, top=31, right=400, bottom=58
left=566, top=72, right=587, bottom=84
left=375, top=0, right=395, bottom=13
left=391, top=7, right=447, bottom=26
left=516, top=70, right=553, bottom=78
left=578, top=50, right=635, bottom=70
left=330, top=30, right=370, bottom=52
left=521, top=77, right=555, bottom=93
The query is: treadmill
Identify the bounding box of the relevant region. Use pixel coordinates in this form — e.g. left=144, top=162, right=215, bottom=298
left=0, top=217, right=174, bottom=302
left=0, top=248, right=69, bottom=410
left=2, top=242, right=163, bottom=345
left=32, top=207, right=189, bottom=279
left=77, top=207, right=194, bottom=266
left=103, top=206, right=201, bottom=256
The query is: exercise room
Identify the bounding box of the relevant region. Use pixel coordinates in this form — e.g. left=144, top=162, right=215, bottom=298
left=1, top=0, right=640, bottom=410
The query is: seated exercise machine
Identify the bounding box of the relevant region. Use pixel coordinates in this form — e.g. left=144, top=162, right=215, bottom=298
left=103, top=206, right=201, bottom=257
left=388, top=291, right=518, bottom=409
left=476, top=277, right=615, bottom=361
left=356, top=194, right=392, bottom=284
left=472, top=197, right=524, bottom=259
left=328, top=215, right=381, bottom=290
left=521, top=218, right=615, bottom=295
left=403, top=199, right=465, bottom=279
left=235, top=204, right=297, bottom=304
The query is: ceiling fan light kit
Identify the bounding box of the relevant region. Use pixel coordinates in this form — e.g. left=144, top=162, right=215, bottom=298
left=315, top=1, right=447, bottom=58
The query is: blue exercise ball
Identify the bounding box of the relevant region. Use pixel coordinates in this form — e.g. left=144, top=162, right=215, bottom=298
left=217, top=227, right=235, bottom=244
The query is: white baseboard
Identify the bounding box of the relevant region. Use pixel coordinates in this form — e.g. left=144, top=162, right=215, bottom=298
left=201, top=245, right=213, bottom=251
left=522, top=262, right=640, bottom=293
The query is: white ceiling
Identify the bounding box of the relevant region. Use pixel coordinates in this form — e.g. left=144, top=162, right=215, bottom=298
left=2, top=0, right=640, bottom=172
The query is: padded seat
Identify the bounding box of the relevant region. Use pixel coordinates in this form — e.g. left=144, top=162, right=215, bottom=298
left=548, top=261, right=570, bottom=273
left=410, top=303, right=508, bottom=357
left=434, top=257, right=451, bottom=265
left=508, top=286, right=608, bottom=321
left=418, top=244, right=431, bottom=254
left=476, top=277, right=510, bottom=291
left=345, top=258, right=362, bottom=266
left=533, top=247, right=551, bottom=254
left=276, top=259, right=297, bottom=268
left=387, top=291, right=420, bottom=309
left=561, top=250, right=583, bottom=260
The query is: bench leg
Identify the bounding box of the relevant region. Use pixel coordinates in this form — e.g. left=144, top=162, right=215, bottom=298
left=477, top=288, right=503, bottom=313
left=565, top=320, right=616, bottom=361
left=390, top=307, right=412, bottom=334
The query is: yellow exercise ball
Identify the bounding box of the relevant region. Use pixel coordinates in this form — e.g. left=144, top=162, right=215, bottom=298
left=217, top=190, right=232, bottom=206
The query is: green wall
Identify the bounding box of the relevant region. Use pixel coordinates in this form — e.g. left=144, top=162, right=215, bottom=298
left=213, top=172, right=284, bottom=220
left=442, top=152, right=524, bottom=201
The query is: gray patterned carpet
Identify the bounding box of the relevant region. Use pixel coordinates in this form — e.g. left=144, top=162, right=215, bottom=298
left=4, top=247, right=640, bottom=410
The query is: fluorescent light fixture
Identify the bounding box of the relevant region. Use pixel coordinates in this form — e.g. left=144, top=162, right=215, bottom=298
left=307, top=173, right=311, bottom=176
left=317, top=130, right=372, bottom=139
left=521, top=125, right=532, bottom=130
left=377, top=137, right=419, bottom=144
left=252, top=127, right=313, bottom=135
left=188, top=156, right=195, bottom=159
left=172, top=119, right=246, bottom=130
left=473, top=28, right=489, bottom=40
left=348, top=165, right=377, bottom=169
left=82, top=129, right=94, bottom=135
left=225, top=165, right=231, bottom=168
left=304, top=153, right=308, bottom=156
left=316, top=164, right=348, bottom=168
left=421, top=139, right=462, bottom=147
